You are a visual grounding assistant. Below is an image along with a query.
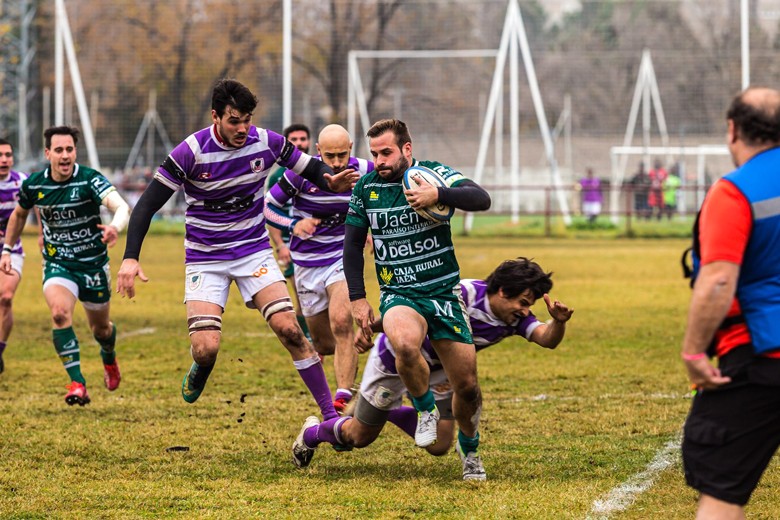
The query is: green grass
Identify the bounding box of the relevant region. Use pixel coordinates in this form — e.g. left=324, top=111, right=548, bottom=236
left=0, top=233, right=777, bottom=518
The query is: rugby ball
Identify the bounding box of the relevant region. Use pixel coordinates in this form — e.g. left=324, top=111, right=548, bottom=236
left=402, top=165, right=454, bottom=222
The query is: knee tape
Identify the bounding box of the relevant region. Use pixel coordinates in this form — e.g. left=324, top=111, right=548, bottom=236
left=261, top=297, right=294, bottom=321
left=187, top=315, right=223, bottom=336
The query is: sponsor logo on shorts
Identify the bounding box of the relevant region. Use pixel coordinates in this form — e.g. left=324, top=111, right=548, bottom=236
left=373, top=386, right=394, bottom=409
left=252, top=264, right=269, bottom=278
left=188, top=273, right=203, bottom=291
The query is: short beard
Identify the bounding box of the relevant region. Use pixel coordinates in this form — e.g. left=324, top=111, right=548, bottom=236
left=384, top=156, right=409, bottom=182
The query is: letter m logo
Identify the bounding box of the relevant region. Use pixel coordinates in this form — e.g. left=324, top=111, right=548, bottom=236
left=84, top=272, right=102, bottom=288
left=432, top=300, right=454, bottom=318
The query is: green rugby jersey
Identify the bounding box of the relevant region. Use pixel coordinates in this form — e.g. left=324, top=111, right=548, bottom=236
left=19, top=164, right=116, bottom=269
left=346, top=159, right=467, bottom=298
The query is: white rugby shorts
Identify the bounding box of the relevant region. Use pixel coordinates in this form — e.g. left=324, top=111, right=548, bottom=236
left=184, top=249, right=285, bottom=309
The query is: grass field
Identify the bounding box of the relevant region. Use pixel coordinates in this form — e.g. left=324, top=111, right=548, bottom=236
left=1, top=233, right=778, bottom=519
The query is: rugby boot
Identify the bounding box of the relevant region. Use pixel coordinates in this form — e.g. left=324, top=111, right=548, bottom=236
left=65, top=381, right=91, bottom=406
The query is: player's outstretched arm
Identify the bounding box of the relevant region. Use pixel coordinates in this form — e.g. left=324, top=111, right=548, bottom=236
left=530, top=294, right=573, bottom=349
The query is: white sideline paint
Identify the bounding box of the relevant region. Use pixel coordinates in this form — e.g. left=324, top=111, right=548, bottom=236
left=89, top=327, right=156, bottom=346
left=586, top=431, right=683, bottom=519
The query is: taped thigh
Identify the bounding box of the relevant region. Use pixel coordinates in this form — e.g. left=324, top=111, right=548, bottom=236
left=261, top=297, right=294, bottom=321
left=188, top=314, right=223, bottom=336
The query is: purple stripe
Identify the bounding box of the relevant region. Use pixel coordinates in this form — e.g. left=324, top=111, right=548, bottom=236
left=376, top=335, right=398, bottom=374
left=185, top=239, right=269, bottom=263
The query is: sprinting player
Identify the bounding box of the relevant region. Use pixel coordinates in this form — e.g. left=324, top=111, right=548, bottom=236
left=0, top=126, right=130, bottom=405
left=265, top=123, right=311, bottom=340
left=340, top=118, right=491, bottom=479
left=292, top=258, right=573, bottom=480
left=681, top=87, right=780, bottom=518
left=0, top=138, right=28, bottom=374
left=265, top=124, right=373, bottom=414
left=116, top=79, right=356, bottom=422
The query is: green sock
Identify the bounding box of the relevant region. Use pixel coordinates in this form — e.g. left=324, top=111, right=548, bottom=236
left=411, top=390, right=436, bottom=413
left=96, top=323, right=117, bottom=365
left=297, top=314, right=311, bottom=338
left=53, top=327, right=85, bottom=384
left=458, top=430, right=480, bottom=454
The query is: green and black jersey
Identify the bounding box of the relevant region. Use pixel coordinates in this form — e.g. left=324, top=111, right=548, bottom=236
left=346, top=159, right=467, bottom=299
left=19, top=164, right=116, bottom=269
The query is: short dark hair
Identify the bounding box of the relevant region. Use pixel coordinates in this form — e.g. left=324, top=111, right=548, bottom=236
left=366, top=119, right=412, bottom=148
left=283, top=123, right=310, bottom=139
left=727, top=88, right=780, bottom=146
left=485, top=257, right=553, bottom=300
left=211, top=79, right=258, bottom=117
left=44, top=126, right=80, bottom=149
left=0, top=138, right=11, bottom=150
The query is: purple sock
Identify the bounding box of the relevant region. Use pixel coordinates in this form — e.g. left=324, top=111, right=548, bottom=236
left=387, top=406, right=417, bottom=438
left=0, top=341, right=6, bottom=356
left=295, top=357, right=338, bottom=420
left=334, top=389, right=352, bottom=401
left=303, top=416, right=349, bottom=448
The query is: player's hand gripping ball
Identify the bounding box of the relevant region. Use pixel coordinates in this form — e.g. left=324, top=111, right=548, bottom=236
left=402, top=165, right=454, bottom=222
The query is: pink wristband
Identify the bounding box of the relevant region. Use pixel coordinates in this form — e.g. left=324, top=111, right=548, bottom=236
left=681, top=352, right=707, bottom=361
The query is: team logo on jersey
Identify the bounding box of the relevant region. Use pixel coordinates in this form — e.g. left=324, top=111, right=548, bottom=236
left=188, top=273, right=203, bottom=291
left=46, top=243, right=57, bottom=256
left=70, top=188, right=79, bottom=200
left=379, top=266, right=393, bottom=284
left=307, top=186, right=319, bottom=194
left=38, top=192, right=44, bottom=199
left=372, top=386, right=395, bottom=409
left=198, top=172, right=212, bottom=180
left=369, top=191, right=379, bottom=200
left=250, top=158, right=264, bottom=173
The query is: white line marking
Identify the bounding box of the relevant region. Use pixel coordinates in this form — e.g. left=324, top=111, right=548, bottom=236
left=90, top=327, right=157, bottom=345
left=586, top=431, right=682, bottom=519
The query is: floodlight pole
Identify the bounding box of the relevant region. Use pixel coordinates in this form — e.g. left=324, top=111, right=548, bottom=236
left=741, top=0, right=750, bottom=89
left=282, top=0, right=292, bottom=129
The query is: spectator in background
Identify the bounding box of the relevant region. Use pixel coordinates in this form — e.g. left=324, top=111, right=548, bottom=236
left=577, top=167, right=602, bottom=224
left=647, top=159, right=668, bottom=220
left=663, top=165, right=682, bottom=220
left=628, top=162, right=650, bottom=219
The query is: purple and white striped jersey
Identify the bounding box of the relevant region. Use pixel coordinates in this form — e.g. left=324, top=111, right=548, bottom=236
left=264, top=156, right=373, bottom=268
left=155, top=124, right=316, bottom=264
left=0, top=170, right=27, bottom=254
left=376, top=278, right=544, bottom=374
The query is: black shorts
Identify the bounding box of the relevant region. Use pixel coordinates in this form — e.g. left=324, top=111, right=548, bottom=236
left=682, top=381, right=780, bottom=505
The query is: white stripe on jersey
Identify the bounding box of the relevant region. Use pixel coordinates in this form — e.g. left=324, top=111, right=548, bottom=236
left=292, top=249, right=342, bottom=262
left=183, top=187, right=263, bottom=207
left=186, top=212, right=266, bottom=232
left=184, top=233, right=269, bottom=253
left=0, top=201, right=16, bottom=210
left=153, top=172, right=181, bottom=191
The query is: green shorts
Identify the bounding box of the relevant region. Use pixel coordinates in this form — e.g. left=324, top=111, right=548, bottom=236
left=43, top=260, right=112, bottom=304
left=379, top=288, right=472, bottom=344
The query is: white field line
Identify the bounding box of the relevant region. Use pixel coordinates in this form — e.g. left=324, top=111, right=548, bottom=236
left=496, top=392, right=690, bottom=403
left=89, top=326, right=157, bottom=345
left=586, top=431, right=683, bottom=520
